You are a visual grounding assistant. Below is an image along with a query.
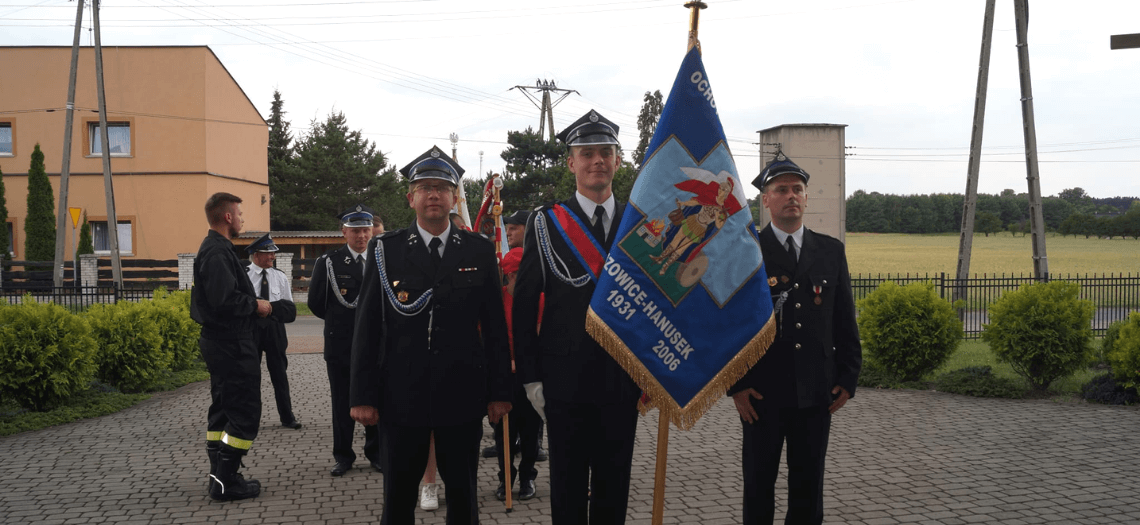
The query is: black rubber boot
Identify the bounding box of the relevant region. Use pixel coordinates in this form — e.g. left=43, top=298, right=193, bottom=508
left=206, top=441, right=221, bottom=491
left=209, top=450, right=261, bottom=501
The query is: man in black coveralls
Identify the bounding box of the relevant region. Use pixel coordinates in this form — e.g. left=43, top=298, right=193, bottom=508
left=191, top=192, right=272, bottom=501
left=349, top=146, right=512, bottom=524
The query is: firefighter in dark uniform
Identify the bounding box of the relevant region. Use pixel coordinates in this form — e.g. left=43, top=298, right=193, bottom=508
left=349, top=145, right=512, bottom=525
left=245, top=233, right=301, bottom=429
left=513, top=110, right=642, bottom=525
left=191, top=192, right=272, bottom=501
left=729, top=152, right=862, bottom=525
left=309, top=205, right=382, bottom=476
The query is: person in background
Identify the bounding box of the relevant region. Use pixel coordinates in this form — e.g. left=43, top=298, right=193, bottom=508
left=245, top=233, right=300, bottom=430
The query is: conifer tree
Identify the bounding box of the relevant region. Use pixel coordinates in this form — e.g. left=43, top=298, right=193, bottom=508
left=0, top=166, right=10, bottom=260
left=77, top=211, right=94, bottom=256
left=24, top=143, right=56, bottom=263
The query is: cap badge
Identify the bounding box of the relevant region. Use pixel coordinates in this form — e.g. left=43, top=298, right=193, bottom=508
left=589, top=111, right=599, bottom=122
left=431, top=150, right=440, bottom=158
left=355, top=205, right=362, bottom=212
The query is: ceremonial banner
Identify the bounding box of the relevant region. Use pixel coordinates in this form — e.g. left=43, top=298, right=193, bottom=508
left=586, top=46, right=775, bottom=430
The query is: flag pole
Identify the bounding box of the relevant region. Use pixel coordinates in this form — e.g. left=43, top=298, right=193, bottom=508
left=488, top=173, right=513, bottom=512
left=653, top=7, right=707, bottom=523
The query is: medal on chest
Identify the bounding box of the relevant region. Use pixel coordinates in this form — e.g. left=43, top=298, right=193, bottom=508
left=814, top=285, right=823, bottom=305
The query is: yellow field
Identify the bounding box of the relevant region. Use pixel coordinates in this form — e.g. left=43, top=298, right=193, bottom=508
left=845, top=232, right=1139, bottom=277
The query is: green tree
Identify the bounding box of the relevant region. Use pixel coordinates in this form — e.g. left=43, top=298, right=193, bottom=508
left=0, top=166, right=9, bottom=260
left=975, top=211, right=1002, bottom=237
left=500, top=127, right=567, bottom=212
left=271, top=111, right=396, bottom=231
left=267, top=89, right=297, bottom=230
left=77, top=211, right=94, bottom=256
left=25, top=143, right=55, bottom=262
left=633, top=90, right=664, bottom=168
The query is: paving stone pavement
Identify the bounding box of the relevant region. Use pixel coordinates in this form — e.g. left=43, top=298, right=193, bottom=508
left=3, top=351, right=1140, bottom=524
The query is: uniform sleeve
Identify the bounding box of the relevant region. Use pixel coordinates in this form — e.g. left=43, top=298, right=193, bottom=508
left=477, top=245, right=513, bottom=403
left=512, top=212, right=545, bottom=384
left=349, top=238, right=385, bottom=409
left=199, top=251, right=258, bottom=319
left=269, top=270, right=297, bottom=324
left=308, top=255, right=329, bottom=320
left=832, top=244, right=862, bottom=398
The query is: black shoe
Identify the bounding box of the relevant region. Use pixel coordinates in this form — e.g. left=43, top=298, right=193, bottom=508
left=369, top=459, right=383, bottom=473
left=209, top=450, right=261, bottom=501
left=495, top=481, right=507, bottom=501
left=281, top=420, right=302, bottom=430
left=519, top=479, right=536, bottom=500
left=536, top=447, right=548, bottom=461
left=330, top=461, right=353, bottom=477
left=482, top=445, right=498, bottom=458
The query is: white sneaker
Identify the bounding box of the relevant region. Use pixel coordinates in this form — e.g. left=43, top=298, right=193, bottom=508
left=420, top=483, right=439, bottom=511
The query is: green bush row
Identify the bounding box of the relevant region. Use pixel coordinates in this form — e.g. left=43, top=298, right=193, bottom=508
left=0, top=289, right=201, bottom=410
left=856, top=279, right=1137, bottom=403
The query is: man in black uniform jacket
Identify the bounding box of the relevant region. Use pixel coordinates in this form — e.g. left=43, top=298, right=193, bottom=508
left=513, top=110, right=642, bottom=525
left=245, top=233, right=300, bottom=429
left=349, top=146, right=512, bottom=525
left=190, top=192, right=272, bottom=501
left=729, top=152, right=862, bottom=525
left=309, top=205, right=382, bottom=476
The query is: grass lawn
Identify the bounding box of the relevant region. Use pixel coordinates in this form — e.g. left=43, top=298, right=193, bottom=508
left=846, top=232, right=1139, bottom=277
left=931, top=340, right=1101, bottom=398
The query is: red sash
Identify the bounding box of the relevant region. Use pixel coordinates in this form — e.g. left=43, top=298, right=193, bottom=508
left=548, top=204, right=606, bottom=279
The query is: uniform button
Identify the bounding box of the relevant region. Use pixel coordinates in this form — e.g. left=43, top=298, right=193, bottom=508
left=795, top=323, right=802, bottom=329
left=794, top=343, right=802, bottom=350
left=823, top=279, right=828, bottom=284
left=795, top=303, right=802, bottom=309
left=793, top=283, right=800, bottom=290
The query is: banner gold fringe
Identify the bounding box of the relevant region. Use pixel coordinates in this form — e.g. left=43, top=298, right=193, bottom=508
left=586, top=308, right=776, bottom=431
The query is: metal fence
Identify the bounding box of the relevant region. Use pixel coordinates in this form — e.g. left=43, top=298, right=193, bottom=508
left=0, top=285, right=157, bottom=311
left=851, top=273, right=1140, bottom=339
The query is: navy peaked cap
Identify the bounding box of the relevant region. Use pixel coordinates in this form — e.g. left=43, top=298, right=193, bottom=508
left=338, top=204, right=374, bottom=228
left=556, top=110, right=620, bottom=148
left=753, top=151, right=811, bottom=191
left=246, top=233, right=279, bottom=254
left=399, top=146, right=464, bottom=186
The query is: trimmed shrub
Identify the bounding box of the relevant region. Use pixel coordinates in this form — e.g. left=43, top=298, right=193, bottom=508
left=982, top=281, right=1095, bottom=391
left=1106, top=312, right=1140, bottom=390
left=149, top=288, right=200, bottom=371
left=1080, top=372, right=1139, bottom=406
left=856, top=281, right=963, bottom=381
left=0, top=296, right=98, bottom=411
left=934, top=366, right=1025, bottom=399
left=85, top=301, right=169, bottom=393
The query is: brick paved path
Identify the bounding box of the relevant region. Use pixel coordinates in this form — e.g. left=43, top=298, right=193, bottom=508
left=3, top=351, right=1139, bottom=524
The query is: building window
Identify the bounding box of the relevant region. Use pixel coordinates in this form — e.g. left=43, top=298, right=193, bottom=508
left=5, top=221, right=13, bottom=257
left=93, top=220, right=133, bottom=254
left=90, top=122, right=131, bottom=156
left=0, top=122, right=12, bottom=156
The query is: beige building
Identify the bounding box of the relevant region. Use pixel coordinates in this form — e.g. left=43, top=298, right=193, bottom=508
left=754, top=123, right=848, bottom=243
left=0, top=45, right=269, bottom=261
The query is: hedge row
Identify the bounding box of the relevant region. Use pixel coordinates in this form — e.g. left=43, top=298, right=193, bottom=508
left=0, top=289, right=200, bottom=411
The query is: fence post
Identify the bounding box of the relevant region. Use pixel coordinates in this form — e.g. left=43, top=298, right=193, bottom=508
left=178, top=253, right=195, bottom=290
left=275, top=252, right=294, bottom=292
left=80, top=254, right=99, bottom=291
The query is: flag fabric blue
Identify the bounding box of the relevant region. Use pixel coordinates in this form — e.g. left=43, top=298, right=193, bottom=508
left=586, top=46, right=776, bottom=430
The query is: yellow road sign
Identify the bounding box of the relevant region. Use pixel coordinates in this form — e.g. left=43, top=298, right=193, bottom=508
left=69, top=207, right=82, bottom=228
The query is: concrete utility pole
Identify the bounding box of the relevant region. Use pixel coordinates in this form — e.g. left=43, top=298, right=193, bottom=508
left=510, top=80, right=578, bottom=141
left=53, top=0, right=86, bottom=287
left=92, top=0, right=124, bottom=289
left=1110, top=33, right=1140, bottom=49
left=955, top=0, right=1048, bottom=286
left=954, top=0, right=995, bottom=304
left=1014, top=0, right=1048, bottom=279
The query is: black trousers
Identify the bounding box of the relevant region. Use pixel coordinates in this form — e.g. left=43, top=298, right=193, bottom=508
left=741, top=402, right=832, bottom=525
left=545, top=399, right=638, bottom=525
left=257, top=327, right=294, bottom=424
left=326, top=360, right=379, bottom=464
left=200, top=336, right=261, bottom=450
left=380, top=418, right=483, bottom=525
left=496, top=385, right=541, bottom=484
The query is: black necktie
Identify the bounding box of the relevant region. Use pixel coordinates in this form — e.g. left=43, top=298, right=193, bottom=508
left=785, top=236, right=798, bottom=265
left=591, top=206, right=606, bottom=243
left=258, top=269, right=269, bottom=300
left=428, top=237, right=442, bottom=275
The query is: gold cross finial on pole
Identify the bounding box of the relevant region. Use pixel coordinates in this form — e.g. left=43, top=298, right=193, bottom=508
left=685, top=1, right=707, bottom=52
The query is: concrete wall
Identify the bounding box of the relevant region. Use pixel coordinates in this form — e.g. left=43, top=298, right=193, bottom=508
left=756, top=124, right=847, bottom=243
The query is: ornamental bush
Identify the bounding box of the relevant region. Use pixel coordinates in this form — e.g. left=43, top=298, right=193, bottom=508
left=0, top=296, right=98, bottom=411
left=148, top=288, right=200, bottom=371
left=1106, top=312, right=1140, bottom=390
left=856, top=281, right=963, bottom=382
left=982, top=280, right=1095, bottom=392
left=85, top=301, right=169, bottom=393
